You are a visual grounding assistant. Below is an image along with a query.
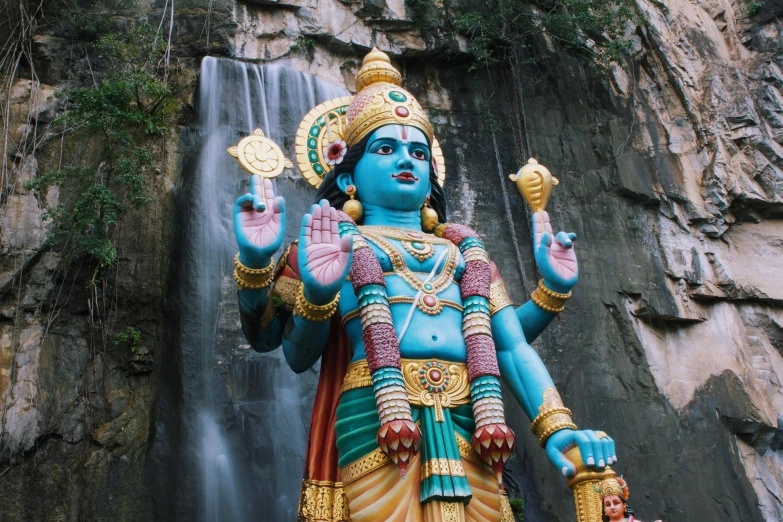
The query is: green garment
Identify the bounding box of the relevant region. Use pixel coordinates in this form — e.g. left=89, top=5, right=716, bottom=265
left=335, top=386, right=476, bottom=503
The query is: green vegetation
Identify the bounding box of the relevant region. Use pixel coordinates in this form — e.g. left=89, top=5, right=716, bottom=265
left=25, top=22, right=176, bottom=273
left=408, top=0, right=637, bottom=70
left=509, top=497, right=525, bottom=518
left=114, top=326, right=142, bottom=352
left=290, top=35, right=316, bottom=54
left=745, top=1, right=764, bottom=16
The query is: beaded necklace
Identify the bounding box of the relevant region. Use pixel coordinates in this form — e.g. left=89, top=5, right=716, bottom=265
left=338, top=213, right=515, bottom=483
left=359, top=227, right=458, bottom=315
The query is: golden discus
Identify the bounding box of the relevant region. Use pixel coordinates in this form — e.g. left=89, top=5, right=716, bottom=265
left=228, top=128, right=293, bottom=207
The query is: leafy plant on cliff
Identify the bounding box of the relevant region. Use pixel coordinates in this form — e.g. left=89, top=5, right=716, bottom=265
left=114, top=326, right=142, bottom=352
left=409, top=0, right=636, bottom=69
left=25, top=22, right=175, bottom=272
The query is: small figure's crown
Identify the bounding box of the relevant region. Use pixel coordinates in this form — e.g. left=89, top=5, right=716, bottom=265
left=595, top=477, right=629, bottom=501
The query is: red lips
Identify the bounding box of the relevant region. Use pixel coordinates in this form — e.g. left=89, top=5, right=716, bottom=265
left=392, top=171, right=418, bottom=182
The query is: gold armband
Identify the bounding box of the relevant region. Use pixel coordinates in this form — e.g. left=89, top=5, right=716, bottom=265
left=294, top=284, right=340, bottom=322
left=233, top=253, right=274, bottom=290
left=530, top=279, right=571, bottom=313
left=489, top=280, right=514, bottom=315
left=531, top=386, right=577, bottom=447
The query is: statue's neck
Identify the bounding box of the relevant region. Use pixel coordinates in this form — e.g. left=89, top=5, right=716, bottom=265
left=361, top=204, right=422, bottom=231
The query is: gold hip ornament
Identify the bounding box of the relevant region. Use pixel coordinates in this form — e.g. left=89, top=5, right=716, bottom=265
left=227, top=128, right=293, bottom=207
left=509, top=157, right=559, bottom=214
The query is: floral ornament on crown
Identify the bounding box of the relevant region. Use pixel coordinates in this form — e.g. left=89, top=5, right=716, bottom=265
left=325, top=139, right=347, bottom=166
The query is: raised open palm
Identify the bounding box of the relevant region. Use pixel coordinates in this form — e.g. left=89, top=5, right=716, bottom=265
left=298, top=200, right=353, bottom=304
left=234, top=175, right=285, bottom=267
left=533, top=210, right=578, bottom=293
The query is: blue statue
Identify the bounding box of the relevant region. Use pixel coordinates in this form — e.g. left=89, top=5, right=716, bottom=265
left=231, top=48, right=616, bottom=522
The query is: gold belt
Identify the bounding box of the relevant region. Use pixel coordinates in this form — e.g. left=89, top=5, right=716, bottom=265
left=341, top=358, right=470, bottom=422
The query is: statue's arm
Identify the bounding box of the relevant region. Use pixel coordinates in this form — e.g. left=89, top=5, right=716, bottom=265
left=493, top=308, right=617, bottom=477
left=492, top=306, right=555, bottom=418
left=500, top=210, right=578, bottom=343
left=281, top=201, right=352, bottom=373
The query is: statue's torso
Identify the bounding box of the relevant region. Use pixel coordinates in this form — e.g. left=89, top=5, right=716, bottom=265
left=339, top=228, right=467, bottom=363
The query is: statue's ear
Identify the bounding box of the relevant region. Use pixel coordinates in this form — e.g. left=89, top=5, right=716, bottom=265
left=335, top=172, right=354, bottom=193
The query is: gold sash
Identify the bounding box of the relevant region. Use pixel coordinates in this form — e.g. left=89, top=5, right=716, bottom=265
left=341, top=358, right=470, bottom=422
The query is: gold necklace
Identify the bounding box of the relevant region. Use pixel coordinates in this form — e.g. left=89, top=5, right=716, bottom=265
left=359, top=227, right=458, bottom=315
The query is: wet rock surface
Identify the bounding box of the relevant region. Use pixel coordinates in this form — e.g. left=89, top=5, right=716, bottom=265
left=1, top=0, right=782, bottom=521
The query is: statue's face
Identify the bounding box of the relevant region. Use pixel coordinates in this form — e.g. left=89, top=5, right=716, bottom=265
left=351, top=124, right=431, bottom=212
left=602, top=495, right=625, bottom=520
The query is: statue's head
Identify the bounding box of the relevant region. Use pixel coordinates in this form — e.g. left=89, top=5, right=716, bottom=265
left=301, top=48, right=447, bottom=223
left=596, top=477, right=631, bottom=522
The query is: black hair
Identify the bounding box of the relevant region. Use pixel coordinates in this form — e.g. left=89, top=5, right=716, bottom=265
left=601, top=497, right=630, bottom=522
left=313, top=134, right=447, bottom=224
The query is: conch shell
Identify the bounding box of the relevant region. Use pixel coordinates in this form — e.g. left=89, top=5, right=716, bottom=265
left=509, top=158, right=559, bottom=213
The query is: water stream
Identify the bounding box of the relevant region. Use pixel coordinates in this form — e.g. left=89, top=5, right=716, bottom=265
left=157, top=56, right=347, bottom=522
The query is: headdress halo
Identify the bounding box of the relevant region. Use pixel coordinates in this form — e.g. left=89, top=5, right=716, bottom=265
left=595, top=476, right=630, bottom=501
left=294, top=47, right=446, bottom=190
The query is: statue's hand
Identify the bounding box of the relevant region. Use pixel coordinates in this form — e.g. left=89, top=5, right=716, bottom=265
left=234, top=175, right=286, bottom=267
left=298, top=200, right=353, bottom=305
left=533, top=210, right=578, bottom=293
left=545, top=428, right=617, bottom=478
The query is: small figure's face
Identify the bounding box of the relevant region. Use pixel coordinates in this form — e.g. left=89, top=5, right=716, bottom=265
left=349, top=124, right=431, bottom=212
left=603, top=495, right=625, bottom=520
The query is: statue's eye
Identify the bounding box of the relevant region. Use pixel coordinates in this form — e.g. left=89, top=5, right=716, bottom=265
left=411, top=150, right=427, bottom=160
left=376, top=145, right=393, bottom=155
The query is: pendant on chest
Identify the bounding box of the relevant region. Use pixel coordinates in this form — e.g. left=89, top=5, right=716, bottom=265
left=360, top=227, right=459, bottom=316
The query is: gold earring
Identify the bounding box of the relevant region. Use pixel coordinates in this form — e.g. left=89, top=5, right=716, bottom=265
left=343, top=185, right=363, bottom=222
left=420, top=196, right=438, bottom=231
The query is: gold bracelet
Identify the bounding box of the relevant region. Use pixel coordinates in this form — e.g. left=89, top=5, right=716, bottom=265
left=531, top=407, right=577, bottom=447
left=530, top=279, right=571, bottom=313
left=295, top=284, right=340, bottom=322
left=234, top=254, right=275, bottom=290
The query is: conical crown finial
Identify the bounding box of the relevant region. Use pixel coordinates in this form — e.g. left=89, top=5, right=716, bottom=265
left=355, top=47, right=402, bottom=91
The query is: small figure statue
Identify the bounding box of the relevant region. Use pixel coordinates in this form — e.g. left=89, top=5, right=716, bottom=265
left=598, top=477, right=662, bottom=522
left=232, top=48, right=617, bottom=521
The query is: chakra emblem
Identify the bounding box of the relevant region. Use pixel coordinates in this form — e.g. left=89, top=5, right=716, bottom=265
left=227, top=128, right=293, bottom=207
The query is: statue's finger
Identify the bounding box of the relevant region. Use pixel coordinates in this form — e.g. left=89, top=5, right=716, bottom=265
left=263, top=178, right=276, bottom=203
left=235, top=193, right=254, bottom=212
left=330, top=207, right=339, bottom=239
left=542, top=210, right=554, bottom=235
left=585, top=431, right=605, bottom=468
left=339, top=234, right=352, bottom=253
left=320, top=200, right=332, bottom=244
left=567, top=232, right=577, bottom=241
left=599, top=438, right=613, bottom=466
left=250, top=175, right=263, bottom=197
left=546, top=443, right=575, bottom=478
left=272, top=196, right=285, bottom=216
left=301, top=213, right=313, bottom=247
left=532, top=211, right=543, bottom=247
left=311, top=204, right=322, bottom=244
left=574, top=431, right=594, bottom=466
left=554, top=231, right=573, bottom=248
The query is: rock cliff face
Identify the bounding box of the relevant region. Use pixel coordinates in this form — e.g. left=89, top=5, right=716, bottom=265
left=1, top=0, right=782, bottom=521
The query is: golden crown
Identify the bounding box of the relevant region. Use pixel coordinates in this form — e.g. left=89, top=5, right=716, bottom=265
left=295, top=48, right=444, bottom=190
left=343, top=48, right=434, bottom=147
left=595, top=477, right=629, bottom=501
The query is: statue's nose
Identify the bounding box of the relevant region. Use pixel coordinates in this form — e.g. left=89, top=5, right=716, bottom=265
left=396, top=149, right=414, bottom=169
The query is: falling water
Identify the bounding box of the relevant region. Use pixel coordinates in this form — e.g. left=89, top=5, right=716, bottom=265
left=158, top=57, right=347, bottom=522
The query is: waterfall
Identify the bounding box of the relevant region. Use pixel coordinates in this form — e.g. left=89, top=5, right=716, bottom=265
left=152, top=57, right=348, bottom=522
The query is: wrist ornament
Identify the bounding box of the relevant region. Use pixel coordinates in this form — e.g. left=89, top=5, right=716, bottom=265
left=233, top=253, right=274, bottom=290
left=531, top=405, right=578, bottom=447
left=294, top=284, right=340, bottom=322
left=531, top=279, right=572, bottom=313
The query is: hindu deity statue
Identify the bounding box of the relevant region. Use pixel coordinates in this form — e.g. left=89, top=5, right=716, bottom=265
left=598, top=477, right=661, bottom=522
left=231, top=48, right=618, bottom=521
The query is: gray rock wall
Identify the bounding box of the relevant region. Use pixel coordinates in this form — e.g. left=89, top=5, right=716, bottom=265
left=1, top=0, right=781, bottom=520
